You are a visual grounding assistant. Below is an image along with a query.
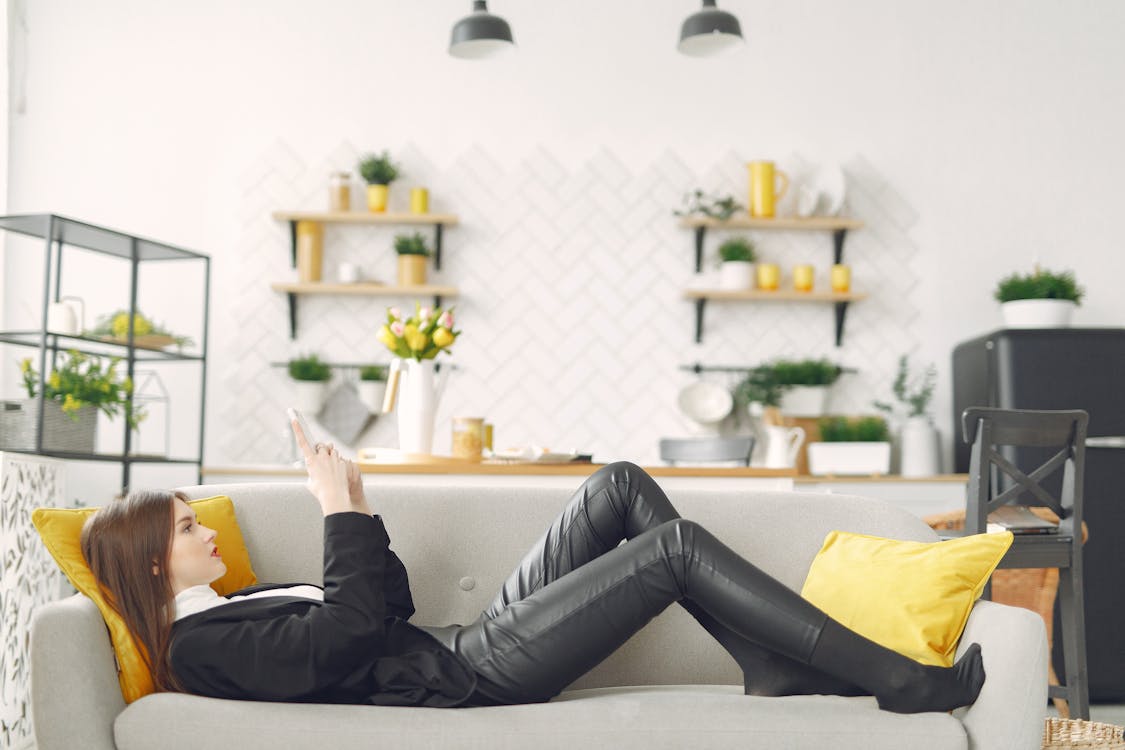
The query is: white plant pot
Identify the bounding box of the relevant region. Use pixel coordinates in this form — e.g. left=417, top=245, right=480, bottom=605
left=719, top=261, right=754, bottom=290
left=1000, top=299, right=1077, bottom=328
left=807, top=441, right=891, bottom=476
left=899, top=417, right=940, bottom=477
left=357, top=380, right=387, bottom=415
left=779, top=385, right=830, bottom=417
left=292, top=381, right=327, bottom=414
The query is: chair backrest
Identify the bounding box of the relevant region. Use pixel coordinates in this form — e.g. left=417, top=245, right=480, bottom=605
left=961, top=407, right=1088, bottom=537
left=658, top=436, right=754, bottom=465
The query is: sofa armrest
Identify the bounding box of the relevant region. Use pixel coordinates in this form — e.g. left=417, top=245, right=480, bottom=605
left=31, top=593, right=124, bottom=750
left=954, top=600, right=1048, bottom=750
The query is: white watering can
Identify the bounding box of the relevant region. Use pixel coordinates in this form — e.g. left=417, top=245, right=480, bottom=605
left=763, top=425, right=806, bottom=469
left=381, top=357, right=451, bottom=455
left=46, top=296, right=85, bottom=336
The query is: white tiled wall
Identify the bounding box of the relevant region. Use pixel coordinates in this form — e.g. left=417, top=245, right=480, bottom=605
left=216, top=143, right=922, bottom=465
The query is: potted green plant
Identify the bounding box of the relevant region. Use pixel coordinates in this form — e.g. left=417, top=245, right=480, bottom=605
left=874, top=355, right=939, bottom=477
left=717, top=237, right=756, bottom=290
left=3, top=350, right=144, bottom=453
left=88, top=308, right=194, bottom=350
left=673, top=189, right=743, bottom=221
left=807, top=416, right=891, bottom=475
left=394, top=231, right=431, bottom=286
left=770, top=358, right=842, bottom=417
left=357, top=364, right=389, bottom=414
left=357, top=150, right=401, bottom=213
left=288, top=353, right=332, bottom=413
left=994, top=267, right=1084, bottom=328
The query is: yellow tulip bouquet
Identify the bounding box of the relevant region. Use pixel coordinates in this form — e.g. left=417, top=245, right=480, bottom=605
left=376, top=303, right=460, bottom=360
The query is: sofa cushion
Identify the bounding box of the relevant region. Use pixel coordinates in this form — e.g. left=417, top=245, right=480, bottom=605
left=115, top=685, right=967, bottom=750
left=31, top=495, right=257, bottom=703
left=800, top=530, right=1012, bottom=666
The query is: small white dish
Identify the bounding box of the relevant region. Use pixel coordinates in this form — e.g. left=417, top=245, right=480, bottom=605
left=677, top=381, right=734, bottom=425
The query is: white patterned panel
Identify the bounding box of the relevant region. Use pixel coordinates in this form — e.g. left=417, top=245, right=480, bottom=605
left=1, top=452, right=65, bottom=750
left=218, top=146, right=920, bottom=465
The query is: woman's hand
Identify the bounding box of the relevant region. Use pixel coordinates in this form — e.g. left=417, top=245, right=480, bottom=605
left=345, top=458, right=372, bottom=516
left=292, top=418, right=351, bottom=516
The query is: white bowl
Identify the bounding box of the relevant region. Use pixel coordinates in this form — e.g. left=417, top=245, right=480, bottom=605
left=677, top=381, right=734, bottom=425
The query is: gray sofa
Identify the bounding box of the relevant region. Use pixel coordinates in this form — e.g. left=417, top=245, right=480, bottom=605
left=32, top=480, right=1048, bottom=750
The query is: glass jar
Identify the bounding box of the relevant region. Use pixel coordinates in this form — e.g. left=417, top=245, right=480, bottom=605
left=329, top=172, right=352, bottom=212
left=451, top=417, right=484, bottom=460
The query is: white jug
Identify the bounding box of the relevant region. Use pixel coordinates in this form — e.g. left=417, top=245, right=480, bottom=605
left=46, top=296, right=85, bottom=336
left=382, top=357, right=450, bottom=455
left=763, top=425, right=806, bottom=469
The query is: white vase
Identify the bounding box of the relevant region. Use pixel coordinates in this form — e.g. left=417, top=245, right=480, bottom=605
left=719, top=261, right=754, bottom=290
left=396, top=359, right=444, bottom=455
left=779, top=385, right=830, bottom=417
left=356, top=380, right=386, bottom=414
left=292, top=381, right=326, bottom=414
left=1000, top=299, right=1077, bottom=328
left=899, top=416, right=940, bottom=477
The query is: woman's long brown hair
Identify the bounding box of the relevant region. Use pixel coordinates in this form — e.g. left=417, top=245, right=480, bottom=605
left=80, top=489, right=190, bottom=693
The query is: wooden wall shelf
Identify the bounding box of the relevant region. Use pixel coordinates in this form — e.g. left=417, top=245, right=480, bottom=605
left=270, top=282, right=460, bottom=338
left=679, top=213, right=866, bottom=346
left=272, top=210, right=459, bottom=269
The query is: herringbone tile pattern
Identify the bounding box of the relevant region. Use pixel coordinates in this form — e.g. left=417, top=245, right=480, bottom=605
left=217, top=145, right=920, bottom=464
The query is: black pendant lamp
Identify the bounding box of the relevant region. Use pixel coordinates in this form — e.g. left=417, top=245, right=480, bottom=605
left=449, top=1, right=515, bottom=59
left=678, top=0, right=744, bottom=57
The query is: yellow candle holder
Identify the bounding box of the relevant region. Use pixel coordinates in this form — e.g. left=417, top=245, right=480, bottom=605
left=757, top=262, right=780, bottom=291
left=831, top=264, right=851, bottom=292
left=410, top=187, right=430, bottom=215
left=793, top=264, right=814, bottom=292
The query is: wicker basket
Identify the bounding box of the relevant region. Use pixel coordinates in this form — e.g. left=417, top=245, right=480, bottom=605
left=924, top=507, right=1089, bottom=718
left=1043, top=718, right=1125, bottom=749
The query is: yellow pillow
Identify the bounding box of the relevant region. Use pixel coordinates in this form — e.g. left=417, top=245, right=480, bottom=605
left=31, top=495, right=258, bottom=703
left=800, top=530, right=1013, bottom=667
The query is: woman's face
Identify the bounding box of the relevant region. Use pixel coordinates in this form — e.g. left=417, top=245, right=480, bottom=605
left=165, top=498, right=226, bottom=595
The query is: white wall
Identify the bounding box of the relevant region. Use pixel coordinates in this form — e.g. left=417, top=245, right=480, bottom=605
left=3, top=0, right=1124, bottom=495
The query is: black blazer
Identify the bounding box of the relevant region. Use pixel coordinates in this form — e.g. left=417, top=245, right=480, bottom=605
left=169, top=512, right=479, bottom=707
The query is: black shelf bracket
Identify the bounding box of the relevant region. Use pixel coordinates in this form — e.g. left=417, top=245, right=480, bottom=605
left=694, top=298, right=706, bottom=343
left=834, top=301, right=850, bottom=347
left=434, top=224, right=444, bottom=271
left=287, top=293, right=297, bottom=339
left=833, top=229, right=848, bottom=265
left=693, top=227, right=706, bottom=273
left=288, top=220, right=298, bottom=267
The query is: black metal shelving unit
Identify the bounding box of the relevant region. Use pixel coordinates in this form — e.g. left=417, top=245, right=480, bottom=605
left=0, top=213, right=210, bottom=489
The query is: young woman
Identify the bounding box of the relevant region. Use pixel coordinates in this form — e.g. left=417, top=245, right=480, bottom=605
left=79, top=419, right=986, bottom=712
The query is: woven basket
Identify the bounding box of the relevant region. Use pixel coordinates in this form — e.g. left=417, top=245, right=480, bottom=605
left=924, top=507, right=1089, bottom=718
left=1043, top=718, right=1125, bottom=749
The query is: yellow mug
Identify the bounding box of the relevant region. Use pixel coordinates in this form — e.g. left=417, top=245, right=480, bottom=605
left=793, top=264, right=814, bottom=292
left=410, top=187, right=429, bottom=214
left=748, top=161, right=790, bottom=218
left=757, top=262, right=780, bottom=291
left=831, top=264, right=851, bottom=292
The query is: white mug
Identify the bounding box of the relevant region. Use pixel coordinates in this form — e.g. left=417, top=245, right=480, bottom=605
left=46, top=296, right=85, bottom=335
left=337, top=262, right=360, bottom=283
left=763, top=425, right=806, bottom=469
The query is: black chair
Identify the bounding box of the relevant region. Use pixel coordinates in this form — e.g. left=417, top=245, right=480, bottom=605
left=961, top=407, right=1089, bottom=720
left=659, top=436, right=754, bottom=466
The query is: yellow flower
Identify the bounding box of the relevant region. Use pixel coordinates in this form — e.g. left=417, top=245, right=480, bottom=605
left=49, top=372, right=61, bottom=389
left=20, top=358, right=31, bottom=373
left=406, top=329, right=428, bottom=352
left=111, top=312, right=153, bottom=339
left=433, top=327, right=454, bottom=348
left=62, top=394, right=79, bottom=414
left=376, top=325, right=397, bottom=349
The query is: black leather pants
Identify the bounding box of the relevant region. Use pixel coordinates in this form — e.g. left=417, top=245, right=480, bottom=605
left=418, top=461, right=835, bottom=706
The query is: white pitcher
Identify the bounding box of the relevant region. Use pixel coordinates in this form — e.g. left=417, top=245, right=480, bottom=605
left=383, top=358, right=450, bottom=455
left=46, top=296, right=85, bottom=335
left=763, top=425, right=805, bottom=469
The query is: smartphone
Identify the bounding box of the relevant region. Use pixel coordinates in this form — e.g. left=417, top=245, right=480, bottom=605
left=286, top=407, right=316, bottom=460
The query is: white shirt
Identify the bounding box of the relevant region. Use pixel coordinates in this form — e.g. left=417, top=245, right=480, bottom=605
left=174, top=583, right=325, bottom=621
